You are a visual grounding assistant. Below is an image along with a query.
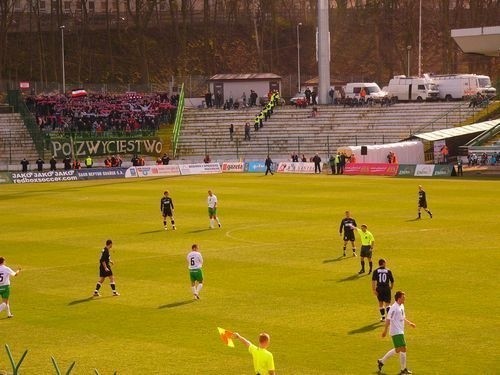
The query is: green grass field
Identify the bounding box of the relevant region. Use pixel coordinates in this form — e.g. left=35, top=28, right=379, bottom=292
left=0, top=173, right=499, bottom=374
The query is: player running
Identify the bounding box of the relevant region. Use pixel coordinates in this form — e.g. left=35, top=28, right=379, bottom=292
left=160, top=190, right=176, bottom=230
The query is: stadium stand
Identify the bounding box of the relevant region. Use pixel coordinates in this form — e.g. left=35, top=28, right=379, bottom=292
left=176, top=102, right=477, bottom=160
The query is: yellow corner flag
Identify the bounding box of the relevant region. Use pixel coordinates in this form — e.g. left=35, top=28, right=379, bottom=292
left=217, top=327, right=235, bottom=348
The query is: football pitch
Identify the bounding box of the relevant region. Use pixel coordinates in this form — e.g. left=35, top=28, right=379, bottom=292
left=0, top=173, right=498, bottom=374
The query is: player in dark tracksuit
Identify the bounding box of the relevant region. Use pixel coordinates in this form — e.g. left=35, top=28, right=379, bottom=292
left=372, top=259, right=394, bottom=322
left=161, top=191, right=176, bottom=230
left=417, top=185, right=433, bottom=219
left=339, top=211, right=357, bottom=257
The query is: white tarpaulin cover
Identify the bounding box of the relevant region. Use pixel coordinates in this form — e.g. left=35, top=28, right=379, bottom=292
left=338, top=141, right=425, bottom=164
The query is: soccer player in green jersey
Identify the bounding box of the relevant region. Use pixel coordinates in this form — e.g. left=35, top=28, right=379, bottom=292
left=233, top=332, right=275, bottom=375
left=378, top=291, right=416, bottom=375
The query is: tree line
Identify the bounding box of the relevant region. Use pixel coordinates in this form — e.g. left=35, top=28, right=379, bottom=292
left=0, top=0, right=498, bottom=89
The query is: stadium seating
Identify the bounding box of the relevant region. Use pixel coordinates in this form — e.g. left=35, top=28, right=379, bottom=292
left=0, top=113, right=39, bottom=170
left=176, top=102, right=477, bottom=161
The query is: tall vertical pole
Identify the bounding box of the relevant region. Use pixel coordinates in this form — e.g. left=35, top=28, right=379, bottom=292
left=297, top=23, right=302, bottom=93
left=317, top=0, right=330, bottom=105
left=407, top=45, right=412, bottom=76
left=60, top=26, right=66, bottom=94
left=418, top=0, right=422, bottom=76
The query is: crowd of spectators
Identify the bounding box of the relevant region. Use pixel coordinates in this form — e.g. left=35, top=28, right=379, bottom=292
left=25, top=91, right=178, bottom=136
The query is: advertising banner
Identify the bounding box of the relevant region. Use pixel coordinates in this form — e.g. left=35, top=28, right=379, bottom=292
left=414, top=164, right=435, bottom=177
left=179, top=163, right=222, bottom=175
left=10, top=170, right=79, bottom=184
left=221, top=162, right=244, bottom=173
left=9, top=168, right=129, bottom=184
left=125, top=165, right=180, bottom=178
left=344, top=163, right=399, bottom=176
left=50, top=138, right=163, bottom=158
left=397, top=164, right=417, bottom=177
left=432, top=164, right=453, bottom=177
left=276, top=162, right=316, bottom=174
left=77, top=168, right=127, bottom=180
left=244, top=161, right=267, bottom=173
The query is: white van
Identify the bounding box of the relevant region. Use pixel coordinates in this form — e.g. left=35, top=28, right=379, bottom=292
left=430, top=74, right=496, bottom=100
left=385, top=75, right=439, bottom=102
left=344, top=82, right=388, bottom=101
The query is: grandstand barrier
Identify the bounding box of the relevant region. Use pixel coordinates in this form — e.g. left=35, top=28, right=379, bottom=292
left=172, top=83, right=185, bottom=158
left=0, top=162, right=458, bottom=184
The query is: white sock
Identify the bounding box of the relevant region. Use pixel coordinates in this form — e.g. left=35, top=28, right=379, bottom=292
left=0, top=302, right=5, bottom=312
left=196, top=283, right=203, bottom=294
left=400, top=351, right=407, bottom=370
left=6, top=304, right=11, bottom=316
left=210, top=219, right=214, bottom=227
left=216, top=218, right=221, bottom=224
left=381, top=348, right=396, bottom=363
left=192, top=286, right=197, bottom=295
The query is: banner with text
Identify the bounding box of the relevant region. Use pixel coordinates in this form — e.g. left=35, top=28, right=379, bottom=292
left=414, top=164, right=435, bottom=177
left=9, top=168, right=126, bottom=184
left=179, top=163, right=222, bottom=175
left=50, top=138, right=163, bottom=158
left=125, top=165, right=181, bottom=178
left=432, top=164, right=453, bottom=177
left=277, top=162, right=316, bottom=174
left=244, top=161, right=267, bottom=173
left=397, top=164, right=417, bottom=177
left=344, top=163, right=399, bottom=176
left=221, top=162, right=245, bottom=173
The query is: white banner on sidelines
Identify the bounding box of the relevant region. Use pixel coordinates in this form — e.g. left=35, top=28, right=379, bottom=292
left=179, top=163, right=222, bottom=175
left=222, top=162, right=244, bottom=173
left=277, top=162, right=316, bottom=174
left=125, top=165, right=181, bottom=178
left=414, top=164, right=435, bottom=177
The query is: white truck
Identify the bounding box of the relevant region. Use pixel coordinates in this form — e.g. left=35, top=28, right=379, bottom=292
left=430, top=74, right=496, bottom=101
left=344, top=82, right=388, bottom=101
left=384, top=75, right=439, bottom=102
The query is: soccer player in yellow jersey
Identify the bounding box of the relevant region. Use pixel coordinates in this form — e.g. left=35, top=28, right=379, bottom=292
left=354, top=224, right=375, bottom=274
left=233, top=332, right=275, bottom=375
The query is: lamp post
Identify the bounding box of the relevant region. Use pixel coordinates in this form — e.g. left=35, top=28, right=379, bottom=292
left=406, top=45, right=412, bottom=77
left=60, top=25, right=66, bottom=94
left=297, top=22, right=302, bottom=93
left=418, top=0, right=422, bottom=76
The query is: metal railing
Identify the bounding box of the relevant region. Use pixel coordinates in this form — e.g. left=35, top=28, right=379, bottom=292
left=172, top=84, right=185, bottom=158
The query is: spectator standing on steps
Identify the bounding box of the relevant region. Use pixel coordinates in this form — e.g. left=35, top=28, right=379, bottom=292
left=50, top=156, right=57, bottom=171
left=36, top=157, right=44, bottom=172
left=20, top=158, right=29, bottom=172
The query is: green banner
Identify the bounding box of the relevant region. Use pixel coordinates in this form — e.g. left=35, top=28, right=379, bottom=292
left=0, top=172, right=12, bottom=184
left=397, top=164, right=417, bottom=177
left=433, top=164, right=453, bottom=177
left=50, top=137, right=163, bottom=158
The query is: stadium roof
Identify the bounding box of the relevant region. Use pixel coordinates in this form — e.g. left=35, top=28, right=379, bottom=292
left=209, top=73, right=281, bottom=81
left=451, top=26, right=500, bottom=57
left=414, top=120, right=500, bottom=141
